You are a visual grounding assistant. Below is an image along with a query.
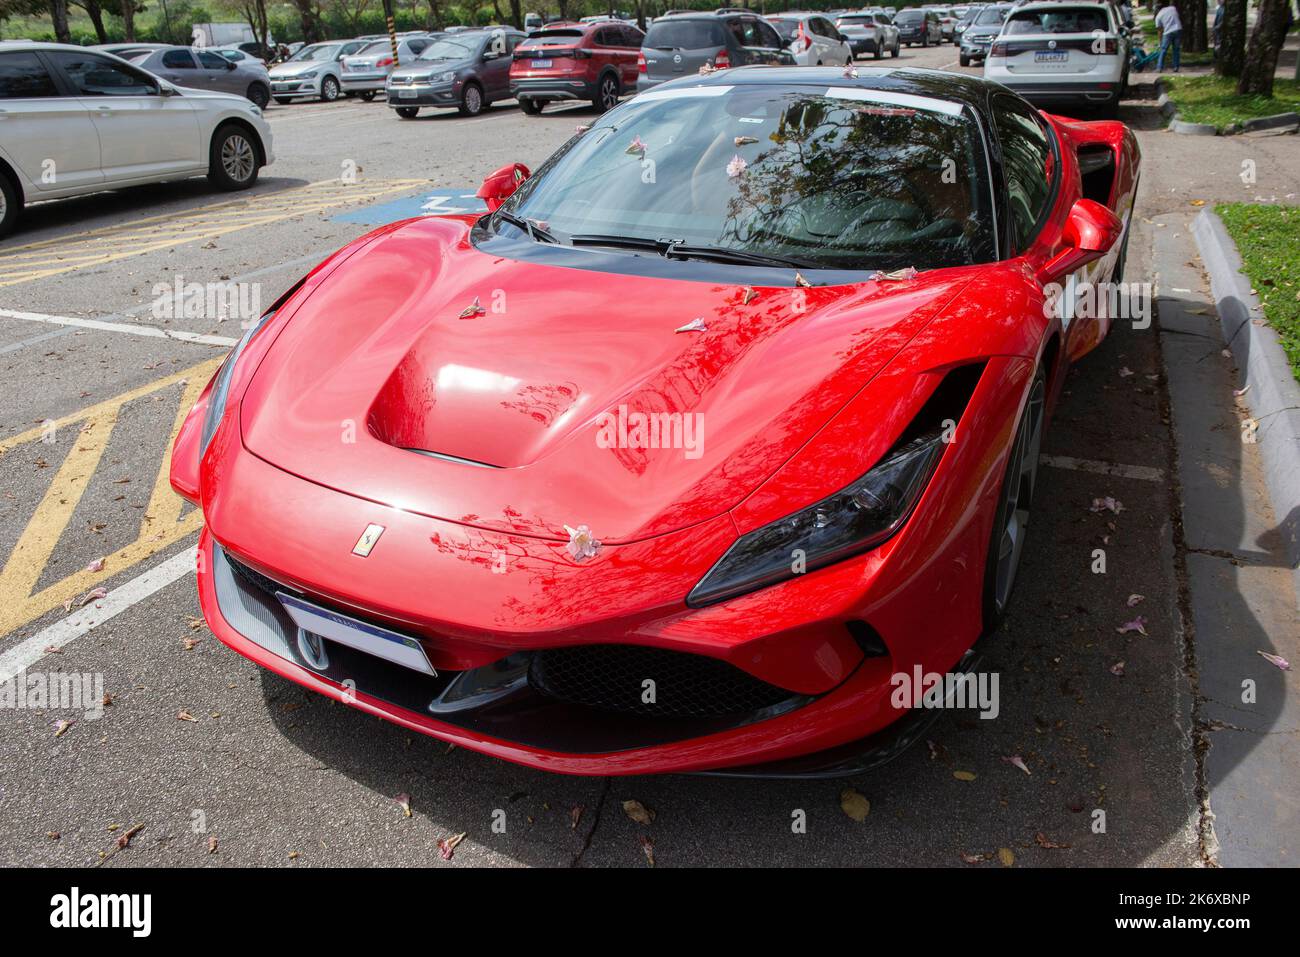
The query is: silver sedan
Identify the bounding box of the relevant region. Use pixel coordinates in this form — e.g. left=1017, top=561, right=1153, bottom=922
left=126, top=45, right=272, bottom=108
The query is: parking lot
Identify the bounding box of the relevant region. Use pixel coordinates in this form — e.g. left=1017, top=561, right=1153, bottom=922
left=1, top=38, right=1298, bottom=868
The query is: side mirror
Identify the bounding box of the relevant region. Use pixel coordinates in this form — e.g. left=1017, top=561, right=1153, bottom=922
left=476, top=162, right=531, bottom=212
left=226, top=60, right=237, bottom=70
left=1038, top=198, right=1123, bottom=283
left=482, top=50, right=499, bottom=60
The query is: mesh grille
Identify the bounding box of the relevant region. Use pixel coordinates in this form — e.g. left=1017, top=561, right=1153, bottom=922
left=227, top=554, right=286, bottom=598
left=529, top=644, right=796, bottom=719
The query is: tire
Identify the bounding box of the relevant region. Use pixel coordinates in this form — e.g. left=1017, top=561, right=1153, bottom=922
left=246, top=83, right=269, bottom=109
left=319, top=75, right=340, bottom=102
left=207, top=123, right=260, bottom=191
left=922, top=35, right=929, bottom=47
left=395, top=106, right=419, bottom=119
left=519, top=97, right=544, bottom=115
left=960, top=53, right=970, bottom=66
left=459, top=81, right=484, bottom=116
left=982, top=367, right=1046, bottom=632
left=592, top=72, right=619, bottom=113
left=873, top=45, right=883, bottom=60
left=359, top=91, right=377, bottom=102
left=273, top=96, right=292, bottom=105
left=891, top=41, right=900, bottom=57
left=0, top=170, right=19, bottom=239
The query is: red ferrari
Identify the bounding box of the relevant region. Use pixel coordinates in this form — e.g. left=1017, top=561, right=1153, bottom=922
left=171, top=67, right=1139, bottom=776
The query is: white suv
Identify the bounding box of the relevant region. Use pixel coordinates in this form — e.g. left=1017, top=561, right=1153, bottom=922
left=0, top=43, right=274, bottom=237
left=984, top=2, right=1128, bottom=115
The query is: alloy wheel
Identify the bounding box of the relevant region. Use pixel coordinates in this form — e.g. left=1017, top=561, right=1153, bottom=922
left=221, top=134, right=255, bottom=185
left=465, top=84, right=483, bottom=114
left=992, top=376, right=1046, bottom=614
left=600, top=76, right=618, bottom=110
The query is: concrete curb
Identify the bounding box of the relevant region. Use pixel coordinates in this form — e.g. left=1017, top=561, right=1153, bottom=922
left=1156, top=77, right=1300, bottom=136
left=1192, top=209, right=1300, bottom=571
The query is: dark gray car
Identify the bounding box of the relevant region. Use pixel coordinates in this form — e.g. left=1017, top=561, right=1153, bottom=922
left=958, top=4, right=1012, bottom=66
left=127, top=45, right=272, bottom=108
left=386, top=28, right=525, bottom=118
left=637, top=13, right=793, bottom=93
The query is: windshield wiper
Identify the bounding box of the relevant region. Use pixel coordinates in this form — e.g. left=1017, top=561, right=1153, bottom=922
left=494, top=210, right=559, bottom=244
left=663, top=243, right=820, bottom=270
left=569, top=233, right=675, bottom=252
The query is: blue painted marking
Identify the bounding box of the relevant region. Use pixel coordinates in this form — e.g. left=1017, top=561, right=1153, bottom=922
left=331, top=187, right=486, bottom=226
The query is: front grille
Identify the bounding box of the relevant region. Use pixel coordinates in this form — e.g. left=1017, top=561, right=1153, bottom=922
left=529, top=644, right=796, bottom=719
left=227, top=553, right=286, bottom=598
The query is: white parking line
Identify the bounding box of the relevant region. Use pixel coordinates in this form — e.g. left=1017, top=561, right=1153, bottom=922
left=0, top=547, right=197, bottom=684
left=0, top=308, right=238, bottom=347
left=1039, top=454, right=1166, bottom=483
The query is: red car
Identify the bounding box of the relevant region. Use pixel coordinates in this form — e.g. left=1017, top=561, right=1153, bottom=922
left=172, top=68, right=1139, bottom=777
left=510, top=19, right=643, bottom=114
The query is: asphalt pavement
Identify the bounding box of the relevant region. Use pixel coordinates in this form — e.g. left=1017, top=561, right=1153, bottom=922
left=0, top=42, right=1295, bottom=867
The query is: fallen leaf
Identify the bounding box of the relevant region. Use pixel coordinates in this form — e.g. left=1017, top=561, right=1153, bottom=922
left=1110, top=660, right=1126, bottom=676
left=794, top=271, right=812, bottom=288
left=395, top=792, right=412, bottom=818
left=959, top=851, right=988, bottom=864
left=840, top=787, right=871, bottom=821
left=638, top=834, right=655, bottom=867
left=457, top=296, right=485, bottom=320
left=207, top=836, right=219, bottom=854
left=1035, top=832, right=1071, bottom=849
left=1126, top=594, right=1145, bottom=607
left=953, top=770, right=977, bottom=782
left=47, top=831, right=60, bottom=840
left=570, top=805, right=583, bottom=830
left=741, top=285, right=759, bottom=305
left=1257, top=651, right=1291, bottom=671
left=997, top=847, right=1015, bottom=867
left=734, top=135, right=759, bottom=146
left=1190, top=199, right=1206, bottom=207
left=44, top=645, right=62, bottom=654
left=177, top=709, right=197, bottom=722
left=438, top=832, right=466, bottom=861
left=53, top=719, right=74, bottom=737
left=182, top=637, right=200, bottom=651
left=117, top=823, right=144, bottom=850
left=622, top=799, right=655, bottom=825
left=1116, top=616, right=1148, bottom=636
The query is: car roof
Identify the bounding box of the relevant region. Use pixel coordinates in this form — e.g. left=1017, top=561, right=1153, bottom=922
left=673, top=65, right=1001, bottom=120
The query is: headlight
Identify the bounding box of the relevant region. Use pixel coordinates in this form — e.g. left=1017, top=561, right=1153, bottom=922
left=300, top=70, right=319, bottom=79
left=199, top=311, right=274, bottom=455
left=686, top=431, right=946, bottom=607
left=437, top=71, right=456, bottom=83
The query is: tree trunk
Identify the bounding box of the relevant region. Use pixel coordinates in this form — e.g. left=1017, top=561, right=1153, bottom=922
left=1236, top=0, right=1291, bottom=95
left=78, top=0, right=109, bottom=42
left=1175, top=0, right=1206, bottom=53
left=49, top=0, right=71, bottom=43
left=119, top=0, right=135, bottom=41
left=1216, top=0, right=1247, bottom=76
left=508, top=0, right=521, bottom=28
left=293, top=0, right=321, bottom=43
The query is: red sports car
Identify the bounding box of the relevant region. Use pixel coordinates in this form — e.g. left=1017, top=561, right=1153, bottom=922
left=171, top=67, right=1138, bottom=776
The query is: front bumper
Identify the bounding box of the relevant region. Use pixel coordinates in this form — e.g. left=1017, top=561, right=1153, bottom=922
left=270, top=76, right=320, bottom=95
left=386, top=83, right=459, bottom=106
left=511, top=76, right=596, bottom=101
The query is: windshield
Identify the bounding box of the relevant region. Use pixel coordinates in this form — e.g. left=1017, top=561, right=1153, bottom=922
left=289, top=43, right=339, bottom=62
left=766, top=18, right=799, bottom=39
left=895, top=11, right=923, bottom=23
left=1005, top=7, right=1110, bottom=33
left=644, top=19, right=725, bottom=49
left=417, top=36, right=480, bottom=60
left=500, top=86, right=993, bottom=271
left=976, top=7, right=1009, bottom=25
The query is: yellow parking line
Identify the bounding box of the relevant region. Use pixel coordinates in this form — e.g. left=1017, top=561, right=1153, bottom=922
left=0, top=358, right=222, bottom=638
left=0, top=178, right=428, bottom=287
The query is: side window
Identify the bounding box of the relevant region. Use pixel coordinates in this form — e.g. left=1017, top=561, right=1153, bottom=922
left=407, top=39, right=428, bottom=54
left=48, top=51, right=156, bottom=96
left=623, top=26, right=645, bottom=47
left=0, top=52, right=59, bottom=99
left=754, top=19, right=782, bottom=47
left=197, top=50, right=228, bottom=69
left=161, top=49, right=197, bottom=69
left=994, top=95, right=1054, bottom=253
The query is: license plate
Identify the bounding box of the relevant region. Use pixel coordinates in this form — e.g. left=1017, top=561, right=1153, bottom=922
left=277, top=591, right=438, bottom=676
left=398, top=89, right=417, bottom=98
left=1034, top=50, right=1069, bottom=62
left=532, top=58, right=552, bottom=67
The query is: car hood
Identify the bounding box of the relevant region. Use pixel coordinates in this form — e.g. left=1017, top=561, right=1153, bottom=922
left=269, top=62, right=324, bottom=76
left=393, top=58, right=471, bottom=80
left=240, top=216, right=971, bottom=544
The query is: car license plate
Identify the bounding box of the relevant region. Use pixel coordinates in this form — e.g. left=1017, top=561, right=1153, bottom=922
left=532, top=58, right=552, bottom=67
left=277, top=591, right=438, bottom=676
left=398, top=89, right=417, bottom=98
left=1034, top=50, right=1069, bottom=62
